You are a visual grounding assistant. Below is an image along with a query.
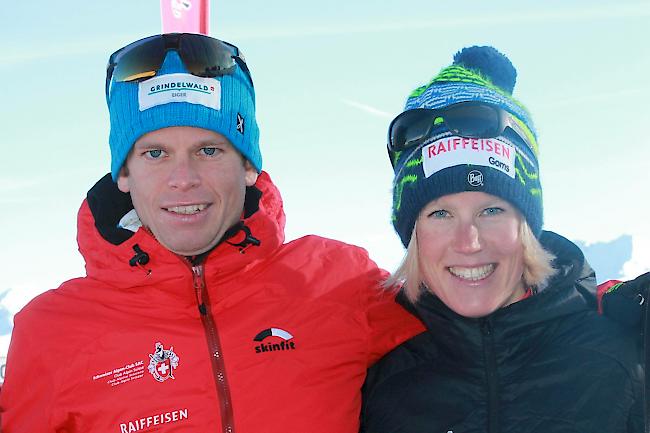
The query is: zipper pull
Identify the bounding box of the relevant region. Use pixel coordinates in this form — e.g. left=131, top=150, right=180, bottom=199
left=192, top=265, right=208, bottom=315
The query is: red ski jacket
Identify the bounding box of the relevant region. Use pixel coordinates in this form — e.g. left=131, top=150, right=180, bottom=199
left=0, top=172, right=424, bottom=433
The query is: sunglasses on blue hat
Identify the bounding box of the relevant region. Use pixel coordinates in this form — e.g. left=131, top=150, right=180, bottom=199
left=105, top=33, right=252, bottom=101
left=387, top=101, right=536, bottom=166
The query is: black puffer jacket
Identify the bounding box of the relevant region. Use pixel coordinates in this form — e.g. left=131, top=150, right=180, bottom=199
left=361, top=231, right=643, bottom=433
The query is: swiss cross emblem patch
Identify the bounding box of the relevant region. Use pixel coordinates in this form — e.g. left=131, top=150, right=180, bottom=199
left=156, top=358, right=172, bottom=380
left=148, top=342, right=179, bottom=383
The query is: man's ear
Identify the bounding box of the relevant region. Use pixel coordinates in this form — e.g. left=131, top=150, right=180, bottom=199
left=244, top=161, right=259, bottom=187
left=116, top=166, right=130, bottom=193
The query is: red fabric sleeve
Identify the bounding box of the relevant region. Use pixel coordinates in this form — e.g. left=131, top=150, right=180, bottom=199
left=363, top=286, right=425, bottom=366
left=597, top=280, right=622, bottom=315
left=354, top=250, right=425, bottom=366
left=0, top=313, right=63, bottom=433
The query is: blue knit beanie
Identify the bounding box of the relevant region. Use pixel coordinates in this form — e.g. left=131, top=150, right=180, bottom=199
left=391, top=46, right=542, bottom=247
left=107, top=48, right=261, bottom=181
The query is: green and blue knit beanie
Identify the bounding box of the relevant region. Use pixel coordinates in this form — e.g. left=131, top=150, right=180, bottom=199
left=107, top=46, right=261, bottom=181
left=391, top=46, right=542, bottom=247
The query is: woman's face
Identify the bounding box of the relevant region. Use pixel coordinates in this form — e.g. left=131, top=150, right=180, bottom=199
left=416, top=191, right=526, bottom=318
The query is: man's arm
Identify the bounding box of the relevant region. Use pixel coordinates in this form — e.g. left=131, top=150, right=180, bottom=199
left=598, top=272, right=650, bottom=433
left=364, top=287, right=425, bottom=366
left=342, top=246, right=425, bottom=367
left=0, top=315, right=61, bottom=432
left=600, top=272, right=650, bottom=327
left=358, top=256, right=425, bottom=366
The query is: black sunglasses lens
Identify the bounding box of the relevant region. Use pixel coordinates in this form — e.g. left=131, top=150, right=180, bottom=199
left=112, top=37, right=166, bottom=82
left=444, top=104, right=500, bottom=137
left=180, top=34, right=236, bottom=78
left=390, top=109, right=437, bottom=152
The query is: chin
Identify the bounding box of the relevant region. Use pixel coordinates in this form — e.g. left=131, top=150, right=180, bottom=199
left=449, top=300, right=500, bottom=319
left=459, top=309, right=494, bottom=319
left=160, top=239, right=215, bottom=257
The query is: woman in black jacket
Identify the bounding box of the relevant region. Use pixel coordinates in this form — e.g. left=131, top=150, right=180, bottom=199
left=361, top=46, right=643, bottom=433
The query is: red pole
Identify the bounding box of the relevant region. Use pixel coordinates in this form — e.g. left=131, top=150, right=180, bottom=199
left=160, top=0, right=210, bottom=35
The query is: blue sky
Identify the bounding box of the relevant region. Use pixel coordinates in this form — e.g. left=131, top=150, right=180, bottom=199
left=1, top=0, right=649, bottom=355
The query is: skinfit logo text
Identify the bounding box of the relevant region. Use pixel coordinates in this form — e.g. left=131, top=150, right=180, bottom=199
left=253, top=327, right=296, bottom=354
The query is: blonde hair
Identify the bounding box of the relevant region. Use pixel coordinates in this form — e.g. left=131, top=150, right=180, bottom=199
left=385, top=219, right=556, bottom=303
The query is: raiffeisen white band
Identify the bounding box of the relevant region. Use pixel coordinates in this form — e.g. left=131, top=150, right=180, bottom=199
left=422, top=136, right=515, bottom=179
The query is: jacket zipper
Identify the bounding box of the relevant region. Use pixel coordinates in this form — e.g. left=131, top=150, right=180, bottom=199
left=481, top=318, right=499, bottom=433
left=192, top=264, right=236, bottom=433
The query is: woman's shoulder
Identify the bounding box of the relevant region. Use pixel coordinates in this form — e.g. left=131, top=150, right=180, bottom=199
left=553, top=309, right=641, bottom=370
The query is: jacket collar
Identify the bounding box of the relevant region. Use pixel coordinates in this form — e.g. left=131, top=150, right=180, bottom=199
left=77, top=171, right=285, bottom=294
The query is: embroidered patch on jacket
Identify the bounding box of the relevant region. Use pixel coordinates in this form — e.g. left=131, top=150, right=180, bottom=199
left=253, top=327, right=297, bottom=354
left=91, top=359, right=146, bottom=388
left=148, top=342, right=180, bottom=382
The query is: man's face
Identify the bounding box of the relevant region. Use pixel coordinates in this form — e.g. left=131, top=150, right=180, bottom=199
left=117, top=126, right=258, bottom=256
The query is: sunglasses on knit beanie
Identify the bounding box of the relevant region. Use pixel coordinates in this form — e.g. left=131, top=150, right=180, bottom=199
left=387, top=101, right=536, bottom=168
left=105, top=33, right=252, bottom=102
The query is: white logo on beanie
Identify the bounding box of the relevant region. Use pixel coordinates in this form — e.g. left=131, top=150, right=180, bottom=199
left=236, top=113, right=245, bottom=134
left=421, top=136, right=515, bottom=179
left=467, top=170, right=484, bottom=187
left=138, top=73, right=221, bottom=111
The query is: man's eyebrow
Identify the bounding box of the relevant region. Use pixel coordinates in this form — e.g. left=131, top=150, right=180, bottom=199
left=198, top=138, right=230, bottom=146
left=132, top=140, right=162, bottom=149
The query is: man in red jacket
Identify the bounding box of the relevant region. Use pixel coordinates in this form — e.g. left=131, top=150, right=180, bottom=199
left=0, top=34, right=423, bottom=433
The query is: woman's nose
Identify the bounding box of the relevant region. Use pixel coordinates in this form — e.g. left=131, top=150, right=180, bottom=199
left=452, top=220, right=482, bottom=254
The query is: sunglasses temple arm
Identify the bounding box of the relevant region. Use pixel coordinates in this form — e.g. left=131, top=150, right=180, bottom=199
left=233, top=56, right=254, bottom=88
left=105, top=64, right=115, bottom=105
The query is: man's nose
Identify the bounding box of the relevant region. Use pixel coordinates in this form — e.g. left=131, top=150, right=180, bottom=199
left=167, top=156, right=201, bottom=190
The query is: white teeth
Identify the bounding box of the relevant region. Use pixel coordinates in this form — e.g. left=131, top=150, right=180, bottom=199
left=448, top=264, right=495, bottom=281
left=166, top=204, right=207, bottom=215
